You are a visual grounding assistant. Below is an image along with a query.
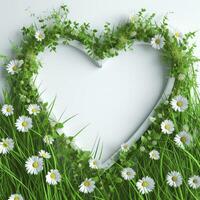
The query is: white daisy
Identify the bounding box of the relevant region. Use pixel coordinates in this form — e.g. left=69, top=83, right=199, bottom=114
left=38, top=150, right=51, bottom=159
left=43, top=135, right=54, bottom=145
left=174, top=30, right=183, bottom=42
left=46, top=169, right=61, bottom=185
left=0, top=138, right=14, bottom=154
left=149, top=150, right=160, bottom=160
left=121, top=143, right=130, bottom=152
left=25, top=156, right=43, bottom=175
left=174, top=131, right=191, bottom=148
left=161, top=119, right=174, bottom=134
left=136, top=176, right=155, bottom=194
left=27, top=104, right=40, bottom=115
left=166, top=171, right=183, bottom=188
left=8, top=194, right=24, bottom=200
left=151, top=34, right=165, bottom=50
left=178, top=73, right=185, bottom=81
left=79, top=178, right=96, bottom=193
left=6, top=59, right=24, bottom=75
left=171, top=95, right=188, bottom=112
left=89, top=158, right=101, bottom=169
left=35, top=30, right=45, bottom=41
left=188, top=175, right=200, bottom=189
left=1, top=104, right=14, bottom=116
left=15, top=116, right=32, bottom=133
left=121, top=167, right=136, bottom=180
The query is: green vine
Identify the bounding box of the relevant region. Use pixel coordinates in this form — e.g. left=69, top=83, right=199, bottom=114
left=0, top=5, right=200, bottom=200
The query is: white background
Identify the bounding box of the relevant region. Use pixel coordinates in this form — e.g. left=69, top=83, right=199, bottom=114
left=0, top=0, right=199, bottom=162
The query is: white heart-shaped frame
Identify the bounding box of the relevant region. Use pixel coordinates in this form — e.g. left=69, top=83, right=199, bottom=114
left=36, top=41, right=174, bottom=169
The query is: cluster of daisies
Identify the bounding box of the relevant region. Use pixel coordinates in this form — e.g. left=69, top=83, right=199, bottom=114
left=82, top=138, right=200, bottom=195
left=25, top=154, right=61, bottom=185
left=161, top=95, right=190, bottom=149
left=0, top=103, right=62, bottom=186
left=2, top=21, right=199, bottom=198
left=150, top=29, right=183, bottom=50
left=0, top=104, right=40, bottom=155
left=1, top=103, right=40, bottom=133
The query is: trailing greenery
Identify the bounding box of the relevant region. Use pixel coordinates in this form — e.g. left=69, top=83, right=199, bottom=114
left=0, top=5, right=200, bottom=200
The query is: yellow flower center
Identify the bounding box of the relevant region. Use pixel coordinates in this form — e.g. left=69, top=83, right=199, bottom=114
left=42, top=153, right=46, bottom=157
left=142, top=181, right=149, bottom=187
left=83, top=180, right=91, bottom=187
left=3, top=142, right=8, bottom=148
left=93, top=161, right=97, bottom=165
left=14, top=196, right=20, bottom=200
left=172, top=176, right=178, bottom=182
left=175, top=32, right=180, bottom=37
left=6, top=107, right=11, bottom=112
left=155, top=39, right=161, bottom=44
left=32, top=161, right=39, bottom=168
left=180, top=136, right=187, bottom=143
left=32, top=108, right=37, bottom=113
left=177, top=101, right=183, bottom=107
left=38, top=34, right=43, bottom=39
left=165, top=124, right=171, bottom=130
left=12, top=65, right=17, bottom=71
left=152, top=152, right=156, bottom=157
left=22, top=121, right=28, bottom=127
left=50, top=173, right=56, bottom=180
left=126, top=172, right=131, bottom=176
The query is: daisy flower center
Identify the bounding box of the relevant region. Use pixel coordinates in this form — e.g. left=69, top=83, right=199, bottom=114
left=32, top=108, right=37, bottom=113
left=175, top=32, right=180, bottom=37
left=177, top=101, right=183, bottom=107
left=172, top=176, right=178, bottom=182
left=93, top=161, right=97, bottom=165
left=193, top=179, right=198, bottom=184
left=22, top=121, right=28, bottom=127
left=6, top=107, right=11, bottom=112
left=14, top=197, right=20, bottom=200
left=180, top=136, right=187, bottom=143
left=126, top=172, right=131, bottom=176
left=155, top=39, right=161, bottom=44
left=142, top=181, right=149, bottom=187
left=12, top=65, right=17, bottom=71
left=3, top=142, right=8, bottom=148
left=50, top=173, right=56, bottom=180
left=42, top=153, right=46, bottom=157
left=32, top=161, right=39, bottom=168
left=83, top=180, right=91, bottom=187
left=152, top=152, right=156, bottom=157
left=165, top=124, right=171, bottom=130
left=38, top=34, right=43, bottom=39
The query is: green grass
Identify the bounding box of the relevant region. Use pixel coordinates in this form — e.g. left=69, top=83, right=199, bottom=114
left=0, top=5, right=200, bottom=200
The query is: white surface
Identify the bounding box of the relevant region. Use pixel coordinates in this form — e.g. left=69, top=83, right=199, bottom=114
left=0, top=0, right=200, bottom=162
left=36, top=43, right=168, bottom=162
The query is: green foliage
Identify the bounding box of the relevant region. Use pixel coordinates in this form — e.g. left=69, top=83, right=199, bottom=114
left=0, top=5, right=200, bottom=200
